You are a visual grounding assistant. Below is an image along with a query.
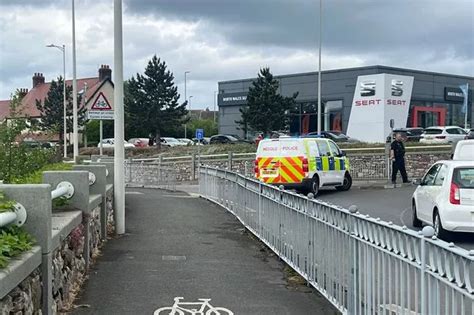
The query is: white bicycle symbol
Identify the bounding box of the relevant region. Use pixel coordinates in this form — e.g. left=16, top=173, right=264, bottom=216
left=154, top=297, right=233, bottom=315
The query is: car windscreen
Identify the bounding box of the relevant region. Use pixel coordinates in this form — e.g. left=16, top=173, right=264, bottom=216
left=453, top=167, right=474, bottom=189
left=423, top=129, right=442, bottom=135
left=226, top=136, right=238, bottom=141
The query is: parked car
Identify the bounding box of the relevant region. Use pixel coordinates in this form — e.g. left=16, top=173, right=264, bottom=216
left=209, top=134, right=240, bottom=144
left=98, top=138, right=135, bottom=149
left=228, top=134, right=253, bottom=143
left=128, top=138, right=149, bottom=148
left=411, top=158, right=474, bottom=239
left=306, top=131, right=359, bottom=143
left=419, top=126, right=467, bottom=144
left=177, top=138, right=194, bottom=146
left=390, top=128, right=424, bottom=142
left=192, top=137, right=209, bottom=145
left=160, top=137, right=186, bottom=147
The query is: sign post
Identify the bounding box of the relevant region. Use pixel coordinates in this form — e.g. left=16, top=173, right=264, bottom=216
left=87, top=91, right=114, bottom=156
left=196, top=129, right=204, bottom=165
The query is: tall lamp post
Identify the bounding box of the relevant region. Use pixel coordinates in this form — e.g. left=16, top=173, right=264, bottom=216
left=114, top=0, right=125, bottom=235
left=71, top=0, right=79, bottom=159
left=46, top=44, right=67, bottom=158
left=184, top=71, right=190, bottom=138
left=317, top=0, right=323, bottom=135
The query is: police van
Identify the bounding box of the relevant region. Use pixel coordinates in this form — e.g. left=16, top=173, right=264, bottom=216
left=255, top=137, right=352, bottom=195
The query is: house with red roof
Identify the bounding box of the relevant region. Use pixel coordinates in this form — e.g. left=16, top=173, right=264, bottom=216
left=0, top=65, right=114, bottom=141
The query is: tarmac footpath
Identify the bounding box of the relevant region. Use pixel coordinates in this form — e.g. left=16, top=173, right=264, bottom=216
left=73, top=188, right=338, bottom=315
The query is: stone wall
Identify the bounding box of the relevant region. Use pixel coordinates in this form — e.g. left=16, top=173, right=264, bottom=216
left=127, top=150, right=452, bottom=185
left=89, top=207, right=101, bottom=258
left=0, top=269, right=41, bottom=314
left=52, top=225, right=86, bottom=313
left=106, top=193, right=115, bottom=235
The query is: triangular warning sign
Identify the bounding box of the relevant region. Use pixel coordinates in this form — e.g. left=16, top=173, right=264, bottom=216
left=91, top=92, right=112, bottom=110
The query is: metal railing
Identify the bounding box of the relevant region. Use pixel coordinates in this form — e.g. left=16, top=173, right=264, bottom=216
left=125, top=160, right=177, bottom=190
left=199, top=166, right=473, bottom=314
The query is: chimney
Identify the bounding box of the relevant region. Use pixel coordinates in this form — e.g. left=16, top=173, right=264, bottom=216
left=32, top=73, right=45, bottom=88
left=18, top=88, right=29, bottom=98
left=98, top=64, right=112, bottom=82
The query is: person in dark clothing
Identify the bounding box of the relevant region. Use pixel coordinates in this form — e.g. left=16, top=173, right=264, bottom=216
left=390, top=133, right=409, bottom=184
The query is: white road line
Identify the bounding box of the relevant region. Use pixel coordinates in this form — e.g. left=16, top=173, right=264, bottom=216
left=400, top=207, right=411, bottom=227
left=125, top=191, right=144, bottom=195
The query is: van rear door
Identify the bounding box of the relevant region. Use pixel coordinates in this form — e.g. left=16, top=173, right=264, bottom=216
left=256, top=139, right=305, bottom=184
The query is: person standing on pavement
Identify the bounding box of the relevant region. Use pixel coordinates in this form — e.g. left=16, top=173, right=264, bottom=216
left=390, top=132, right=409, bottom=184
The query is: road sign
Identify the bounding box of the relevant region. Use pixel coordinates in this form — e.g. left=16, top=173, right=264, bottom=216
left=196, top=129, right=204, bottom=140
left=88, top=110, right=114, bottom=120
left=88, top=92, right=114, bottom=120
left=91, top=92, right=112, bottom=110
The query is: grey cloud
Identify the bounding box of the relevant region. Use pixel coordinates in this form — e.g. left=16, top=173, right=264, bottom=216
left=125, top=0, right=474, bottom=64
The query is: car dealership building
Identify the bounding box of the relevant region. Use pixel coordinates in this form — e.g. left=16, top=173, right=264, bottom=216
left=217, top=65, right=473, bottom=142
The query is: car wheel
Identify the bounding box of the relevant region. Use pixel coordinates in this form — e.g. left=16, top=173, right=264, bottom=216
left=433, top=209, right=450, bottom=240
left=308, top=176, right=319, bottom=196
left=412, top=200, right=422, bottom=228
left=336, top=172, right=352, bottom=191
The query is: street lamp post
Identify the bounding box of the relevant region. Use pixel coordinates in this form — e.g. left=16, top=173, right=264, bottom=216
left=46, top=44, right=67, bottom=158
left=189, top=95, right=193, bottom=111
left=114, top=0, right=125, bottom=235
left=317, top=0, right=323, bottom=135
left=184, top=71, right=190, bottom=138
left=71, top=0, right=79, bottom=160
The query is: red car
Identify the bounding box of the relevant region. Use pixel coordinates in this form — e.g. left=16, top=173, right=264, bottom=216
left=128, top=138, right=149, bottom=148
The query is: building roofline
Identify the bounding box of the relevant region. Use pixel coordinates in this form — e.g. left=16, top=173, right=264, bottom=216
left=218, top=65, right=474, bottom=85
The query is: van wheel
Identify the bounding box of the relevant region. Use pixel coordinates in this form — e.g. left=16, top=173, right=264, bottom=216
left=336, top=172, right=352, bottom=191
left=433, top=209, right=450, bottom=241
left=308, top=177, right=319, bottom=196
left=412, top=201, right=422, bottom=228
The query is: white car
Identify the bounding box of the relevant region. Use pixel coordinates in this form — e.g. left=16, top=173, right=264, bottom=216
left=98, top=138, right=135, bottom=149
left=160, top=137, right=186, bottom=147
left=177, top=138, right=194, bottom=146
left=420, top=126, right=467, bottom=144
left=411, top=159, right=474, bottom=239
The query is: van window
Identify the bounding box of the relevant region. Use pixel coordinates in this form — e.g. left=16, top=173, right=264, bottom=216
left=328, top=141, right=341, bottom=156
left=308, top=140, right=319, bottom=156
left=317, top=141, right=331, bottom=156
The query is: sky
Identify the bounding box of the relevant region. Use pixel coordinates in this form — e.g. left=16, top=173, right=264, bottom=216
left=0, top=0, right=473, bottom=109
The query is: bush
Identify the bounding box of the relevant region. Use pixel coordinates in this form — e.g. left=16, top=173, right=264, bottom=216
left=0, top=226, right=35, bottom=268
left=0, top=192, right=35, bottom=268
left=11, top=162, right=73, bottom=184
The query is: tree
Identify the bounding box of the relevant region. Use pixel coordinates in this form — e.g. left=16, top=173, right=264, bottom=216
left=0, top=90, right=53, bottom=182
left=35, top=77, right=87, bottom=143
left=187, top=118, right=218, bottom=138
left=125, top=55, right=188, bottom=146
left=237, top=68, right=297, bottom=136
